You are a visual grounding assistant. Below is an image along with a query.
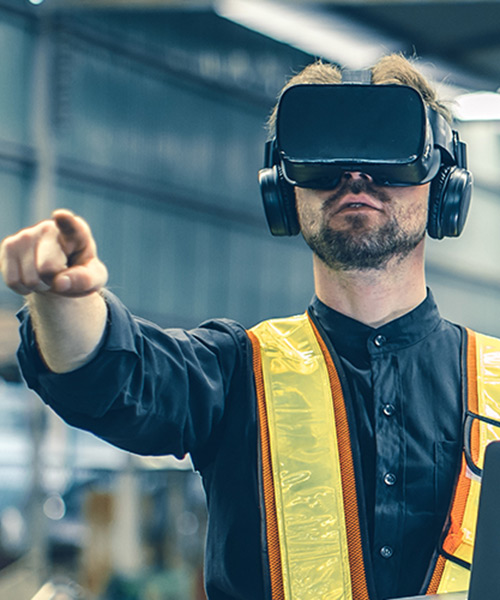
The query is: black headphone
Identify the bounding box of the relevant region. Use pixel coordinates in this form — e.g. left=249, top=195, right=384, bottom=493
left=427, top=151, right=473, bottom=240
left=259, top=150, right=301, bottom=237
left=258, top=79, right=473, bottom=241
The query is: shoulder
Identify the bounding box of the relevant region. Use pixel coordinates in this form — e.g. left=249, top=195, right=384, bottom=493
left=103, top=290, right=250, bottom=354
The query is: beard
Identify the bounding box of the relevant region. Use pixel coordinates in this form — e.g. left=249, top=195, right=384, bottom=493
left=301, top=178, right=426, bottom=271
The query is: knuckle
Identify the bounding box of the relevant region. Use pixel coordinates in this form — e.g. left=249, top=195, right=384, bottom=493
left=22, top=274, right=40, bottom=289
left=17, top=232, right=32, bottom=247
left=4, top=272, right=18, bottom=288
left=38, top=220, right=58, bottom=237
left=11, top=230, right=35, bottom=250
left=6, top=221, right=55, bottom=247
left=1, top=236, right=18, bottom=256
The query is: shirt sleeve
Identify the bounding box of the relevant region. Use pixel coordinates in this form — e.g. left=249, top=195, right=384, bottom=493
left=16, top=291, right=250, bottom=462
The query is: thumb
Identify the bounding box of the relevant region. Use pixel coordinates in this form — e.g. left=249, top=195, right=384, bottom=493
left=51, top=257, right=108, bottom=297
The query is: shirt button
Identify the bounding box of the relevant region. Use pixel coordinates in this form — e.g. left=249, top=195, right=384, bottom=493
left=384, top=472, right=397, bottom=486
left=373, top=334, right=386, bottom=347
left=383, top=403, right=396, bottom=417
left=380, top=545, right=393, bottom=559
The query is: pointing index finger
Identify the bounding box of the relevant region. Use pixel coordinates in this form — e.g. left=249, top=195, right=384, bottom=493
left=51, top=209, right=95, bottom=260
left=52, top=209, right=80, bottom=238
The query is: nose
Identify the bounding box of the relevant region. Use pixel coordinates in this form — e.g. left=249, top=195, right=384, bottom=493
left=342, top=171, right=374, bottom=182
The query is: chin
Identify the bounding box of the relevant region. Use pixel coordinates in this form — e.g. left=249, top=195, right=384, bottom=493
left=329, top=215, right=380, bottom=234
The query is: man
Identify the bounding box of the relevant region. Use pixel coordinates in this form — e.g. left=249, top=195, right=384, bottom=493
left=1, top=54, right=498, bottom=600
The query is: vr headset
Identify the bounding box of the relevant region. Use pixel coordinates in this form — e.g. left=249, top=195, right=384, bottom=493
left=259, top=77, right=472, bottom=239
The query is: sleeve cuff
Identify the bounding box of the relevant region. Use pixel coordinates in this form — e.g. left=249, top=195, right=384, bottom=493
left=16, top=290, right=140, bottom=417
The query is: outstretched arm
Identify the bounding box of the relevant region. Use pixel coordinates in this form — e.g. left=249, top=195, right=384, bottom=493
left=0, top=209, right=108, bottom=373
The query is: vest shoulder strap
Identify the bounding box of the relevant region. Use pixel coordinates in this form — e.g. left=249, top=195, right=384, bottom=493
left=249, top=313, right=370, bottom=600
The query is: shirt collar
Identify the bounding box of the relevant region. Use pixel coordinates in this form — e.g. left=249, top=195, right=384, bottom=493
left=310, top=289, right=443, bottom=364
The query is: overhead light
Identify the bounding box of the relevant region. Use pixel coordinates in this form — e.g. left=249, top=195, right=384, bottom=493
left=453, top=91, right=500, bottom=121
left=214, top=0, right=403, bottom=69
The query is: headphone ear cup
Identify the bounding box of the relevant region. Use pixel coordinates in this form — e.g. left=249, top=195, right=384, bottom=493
left=258, top=165, right=300, bottom=236
left=428, top=166, right=473, bottom=240
left=427, top=167, right=449, bottom=240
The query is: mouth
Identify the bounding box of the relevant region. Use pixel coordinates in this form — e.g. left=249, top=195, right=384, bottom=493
left=334, top=194, right=384, bottom=214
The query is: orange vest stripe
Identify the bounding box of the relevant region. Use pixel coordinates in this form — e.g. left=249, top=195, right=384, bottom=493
left=467, top=329, right=480, bottom=462
left=427, top=330, right=477, bottom=592
left=248, top=329, right=285, bottom=600
left=441, top=330, right=478, bottom=560
left=426, top=554, right=447, bottom=595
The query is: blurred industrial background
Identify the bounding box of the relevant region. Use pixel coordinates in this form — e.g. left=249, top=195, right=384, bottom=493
left=0, top=0, right=500, bottom=598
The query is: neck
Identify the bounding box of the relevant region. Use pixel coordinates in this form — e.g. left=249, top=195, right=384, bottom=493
left=313, top=241, right=427, bottom=328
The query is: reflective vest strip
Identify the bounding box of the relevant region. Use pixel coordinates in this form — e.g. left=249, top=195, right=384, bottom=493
left=436, top=560, right=470, bottom=594
left=251, top=316, right=352, bottom=599
left=250, top=314, right=370, bottom=599
left=248, top=329, right=285, bottom=600
left=308, top=316, right=370, bottom=600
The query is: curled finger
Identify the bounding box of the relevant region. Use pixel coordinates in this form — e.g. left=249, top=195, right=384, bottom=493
left=36, top=228, right=69, bottom=284
left=1, top=254, right=32, bottom=295
left=0, top=238, right=42, bottom=295
left=19, top=244, right=53, bottom=293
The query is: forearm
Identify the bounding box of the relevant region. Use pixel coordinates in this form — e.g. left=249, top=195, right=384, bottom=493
left=19, top=292, right=245, bottom=459
left=27, top=290, right=107, bottom=373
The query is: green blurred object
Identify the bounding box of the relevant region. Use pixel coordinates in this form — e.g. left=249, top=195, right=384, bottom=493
left=105, top=567, right=195, bottom=600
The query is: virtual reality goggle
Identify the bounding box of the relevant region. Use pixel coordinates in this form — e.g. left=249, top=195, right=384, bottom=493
left=259, top=80, right=472, bottom=239
left=272, top=83, right=462, bottom=187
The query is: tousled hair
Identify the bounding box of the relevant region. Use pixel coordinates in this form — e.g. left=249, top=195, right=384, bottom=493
left=266, top=53, right=451, bottom=138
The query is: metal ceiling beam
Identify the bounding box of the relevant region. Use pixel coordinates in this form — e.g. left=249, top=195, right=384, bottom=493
left=39, top=0, right=500, bottom=6
left=36, top=0, right=214, bottom=9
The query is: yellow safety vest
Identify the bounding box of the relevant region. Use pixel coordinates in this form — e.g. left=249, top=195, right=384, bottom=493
left=248, top=313, right=500, bottom=600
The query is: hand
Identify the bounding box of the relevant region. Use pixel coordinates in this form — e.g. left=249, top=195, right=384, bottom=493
left=0, top=209, right=108, bottom=297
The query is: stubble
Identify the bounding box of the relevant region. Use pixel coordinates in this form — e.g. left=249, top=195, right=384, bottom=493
left=300, top=179, right=426, bottom=271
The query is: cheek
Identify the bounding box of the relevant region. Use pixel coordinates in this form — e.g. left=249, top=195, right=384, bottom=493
left=295, top=189, right=321, bottom=232
left=414, top=185, right=431, bottom=221
left=395, top=184, right=430, bottom=225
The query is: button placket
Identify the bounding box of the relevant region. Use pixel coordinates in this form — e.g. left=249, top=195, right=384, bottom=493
left=371, top=352, right=403, bottom=579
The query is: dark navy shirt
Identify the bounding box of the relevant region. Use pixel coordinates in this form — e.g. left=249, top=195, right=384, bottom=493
left=17, top=290, right=464, bottom=600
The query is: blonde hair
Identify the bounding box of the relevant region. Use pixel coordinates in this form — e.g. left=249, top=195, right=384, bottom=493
left=266, top=53, right=451, bottom=137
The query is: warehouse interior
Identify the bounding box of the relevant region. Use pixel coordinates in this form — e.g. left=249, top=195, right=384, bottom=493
left=0, top=0, right=500, bottom=598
